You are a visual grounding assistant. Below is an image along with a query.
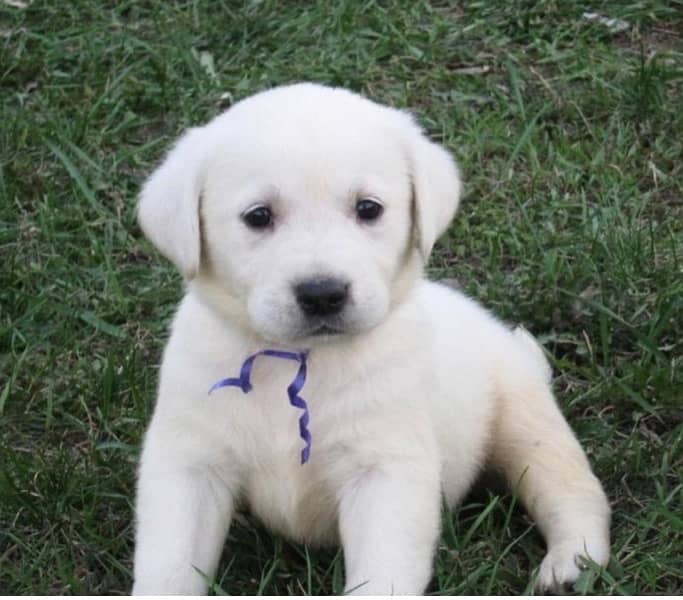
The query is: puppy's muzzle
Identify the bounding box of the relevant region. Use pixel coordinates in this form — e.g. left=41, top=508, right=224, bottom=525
left=294, top=278, right=350, bottom=317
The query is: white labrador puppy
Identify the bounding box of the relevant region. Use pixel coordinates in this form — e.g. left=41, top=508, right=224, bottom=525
left=133, top=83, right=610, bottom=595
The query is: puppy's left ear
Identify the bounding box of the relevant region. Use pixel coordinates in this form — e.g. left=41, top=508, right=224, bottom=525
left=410, top=133, right=462, bottom=259
left=137, top=127, right=207, bottom=280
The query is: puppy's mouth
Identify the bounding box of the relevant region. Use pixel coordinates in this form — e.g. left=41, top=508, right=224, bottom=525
left=304, top=323, right=345, bottom=337
left=299, top=318, right=349, bottom=339
left=310, top=324, right=344, bottom=336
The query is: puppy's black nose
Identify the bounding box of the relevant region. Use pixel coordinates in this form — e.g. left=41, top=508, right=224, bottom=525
left=295, top=278, right=350, bottom=317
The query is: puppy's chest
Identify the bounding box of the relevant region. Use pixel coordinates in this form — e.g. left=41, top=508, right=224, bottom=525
left=243, top=454, right=338, bottom=545
left=219, top=364, right=338, bottom=542
left=215, top=350, right=429, bottom=543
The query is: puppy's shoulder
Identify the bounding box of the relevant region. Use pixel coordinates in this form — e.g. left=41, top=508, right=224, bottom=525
left=412, top=279, right=516, bottom=352
left=414, top=279, right=497, bottom=321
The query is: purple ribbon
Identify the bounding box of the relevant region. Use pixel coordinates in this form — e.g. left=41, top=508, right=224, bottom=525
left=209, top=350, right=312, bottom=465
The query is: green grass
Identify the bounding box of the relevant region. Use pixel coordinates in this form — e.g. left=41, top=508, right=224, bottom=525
left=1, top=0, right=681, bottom=594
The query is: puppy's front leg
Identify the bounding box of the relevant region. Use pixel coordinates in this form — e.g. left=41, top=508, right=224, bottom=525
left=133, top=433, right=236, bottom=595
left=338, top=463, right=441, bottom=595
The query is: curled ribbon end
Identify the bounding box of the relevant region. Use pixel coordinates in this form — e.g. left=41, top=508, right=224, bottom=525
left=208, top=376, right=249, bottom=396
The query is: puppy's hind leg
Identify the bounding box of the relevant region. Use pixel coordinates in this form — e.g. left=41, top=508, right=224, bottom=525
left=490, top=327, right=611, bottom=593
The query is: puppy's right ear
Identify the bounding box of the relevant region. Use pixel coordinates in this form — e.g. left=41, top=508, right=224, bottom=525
left=137, top=127, right=206, bottom=280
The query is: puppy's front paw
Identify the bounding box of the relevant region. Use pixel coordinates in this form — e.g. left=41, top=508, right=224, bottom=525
left=534, top=536, right=609, bottom=593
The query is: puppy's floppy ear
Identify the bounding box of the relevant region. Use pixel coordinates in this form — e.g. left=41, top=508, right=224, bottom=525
left=409, top=132, right=462, bottom=259
left=137, top=127, right=207, bottom=280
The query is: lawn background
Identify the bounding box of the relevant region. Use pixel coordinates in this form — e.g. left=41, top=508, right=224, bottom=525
left=1, top=0, right=681, bottom=595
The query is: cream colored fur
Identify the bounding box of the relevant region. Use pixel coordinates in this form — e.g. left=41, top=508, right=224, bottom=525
left=133, top=83, right=610, bottom=595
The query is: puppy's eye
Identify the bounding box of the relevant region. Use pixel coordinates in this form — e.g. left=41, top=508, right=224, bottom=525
left=242, top=205, right=273, bottom=229
left=356, top=198, right=383, bottom=222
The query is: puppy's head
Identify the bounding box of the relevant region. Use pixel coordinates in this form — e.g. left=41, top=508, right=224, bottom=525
left=138, top=83, right=461, bottom=344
